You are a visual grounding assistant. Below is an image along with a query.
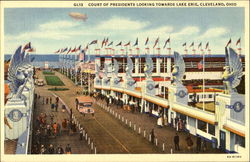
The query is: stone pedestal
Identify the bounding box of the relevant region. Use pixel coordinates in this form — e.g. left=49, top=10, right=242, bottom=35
left=5, top=98, right=28, bottom=140
left=124, top=77, right=136, bottom=91
left=102, top=77, right=110, bottom=87
left=168, top=84, right=188, bottom=105
left=143, top=79, right=156, bottom=95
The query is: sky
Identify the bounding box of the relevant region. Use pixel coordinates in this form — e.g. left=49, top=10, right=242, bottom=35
left=4, top=7, right=245, bottom=55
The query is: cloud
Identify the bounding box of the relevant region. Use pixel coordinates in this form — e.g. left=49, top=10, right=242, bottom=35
left=39, top=20, right=81, bottom=30
left=172, top=26, right=200, bottom=40
left=96, top=16, right=149, bottom=30
left=199, top=27, right=229, bottom=39
left=69, top=12, right=88, bottom=21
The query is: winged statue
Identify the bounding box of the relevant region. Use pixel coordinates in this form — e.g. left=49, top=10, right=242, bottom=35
left=125, top=56, right=133, bottom=78
left=172, top=51, right=185, bottom=85
left=112, top=59, right=119, bottom=77
left=7, top=46, right=29, bottom=99
left=144, top=55, right=153, bottom=79
left=222, top=48, right=243, bottom=94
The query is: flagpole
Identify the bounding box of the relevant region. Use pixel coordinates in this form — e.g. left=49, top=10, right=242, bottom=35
left=202, top=47, right=205, bottom=111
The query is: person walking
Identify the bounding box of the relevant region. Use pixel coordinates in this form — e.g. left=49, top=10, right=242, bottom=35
left=51, top=103, right=55, bottom=112
left=174, top=133, right=180, bottom=151
left=53, top=122, right=58, bottom=137
left=48, top=144, right=55, bottom=154
left=57, top=123, right=62, bottom=136
left=186, top=134, right=193, bottom=152
left=56, top=145, right=64, bottom=154
left=196, top=136, right=202, bottom=152
left=150, top=129, right=155, bottom=144
left=55, top=103, right=58, bottom=112
left=49, top=97, right=52, bottom=104
left=56, top=97, right=59, bottom=104
left=79, top=128, right=83, bottom=140
left=65, top=144, right=72, bottom=154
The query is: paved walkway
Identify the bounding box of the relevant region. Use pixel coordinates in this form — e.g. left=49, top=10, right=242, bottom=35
left=32, top=69, right=91, bottom=154
left=41, top=70, right=223, bottom=154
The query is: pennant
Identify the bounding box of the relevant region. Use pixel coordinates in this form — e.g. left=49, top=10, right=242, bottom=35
left=54, top=49, right=60, bottom=53
left=62, top=47, right=68, bottom=53
left=133, top=38, right=138, bottom=46
left=182, top=42, right=187, bottom=47
left=163, top=37, right=170, bottom=48
left=189, top=42, right=194, bottom=48
left=101, top=38, right=106, bottom=48
left=153, top=37, right=159, bottom=48
left=71, top=47, right=76, bottom=53
left=108, top=41, right=113, bottom=46
left=116, top=41, right=122, bottom=46
left=89, top=40, right=98, bottom=45
left=198, top=42, right=202, bottom=49
left=205, top=42, right=209, bottom=49
left=105, top=38, right=109, bottom=46
left=76, top=45, right=81, bottom=52
left=236, top=38, right=241, bottom=46
left=145, top=37, right=149, bottom=46
left=67, top=47, right=72, bottom=54
left=226, top=38, right=231, bottom=47
left=85, top=44, right=89, bottom=50
left=124, top=41, right=130, bottom=46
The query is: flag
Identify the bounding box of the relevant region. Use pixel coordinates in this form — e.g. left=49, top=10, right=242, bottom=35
left=153, top=37, right=159, bottom=48
left=236, top=38, right=241, bottom=46
left=226, top=38, right=231, bottom=47
left=163, top=38, right=170, bottom=48
left=197, top=60, right=204, bottom=69
left=23, top=42, right=31, bottom=50
left=145, top=37, right=149, bottom=46
left=182, top=42, right=187, bottom=47
left=124, top=41, right=130, bottom=46
left=89, top=40, right=98, bottom=45
left=198, top=42, right=202, bottom=49
left=116, top=41, right=122, bottom=46
left=54, top=49, right=60, bottom=53
left=76, top=45, right=81, bottom=52
left=67, top=48, right=72, bottom=54
left=101, top=38, right=106, bottom=48
left=189, top=42, right=194, bottom=48
left=205, top=42, right=209, bottom=49
left=108, top=41, right=113, bottom=46
left=62, top=47, right=68, bottom=53
left=71, top=47, right=76, bottom=53
left=133, top=38, right=138, bottom=46
left=105, top=38, right=109, bottom=46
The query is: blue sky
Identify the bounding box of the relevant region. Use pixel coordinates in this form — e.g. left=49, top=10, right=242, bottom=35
left=4, top=7, right=244, bottom=54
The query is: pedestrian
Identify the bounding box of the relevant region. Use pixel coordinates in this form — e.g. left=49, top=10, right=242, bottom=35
left=157, top=116, right=163, bottom=128
left=62, top=104, right=66, bottom=113
left=57, top=123, right=61, bottom=136
left=51, top=103, right=55, bottom=111
left=50, top=114, right=54, bottom=125
left=40, top=145, right=46, bottom=154
left=186, top=134, right=193, bottom=151
left=55, top=103, right=58, bottom=112
left=42, top=97, right=45, bottom=105
left=53, top=122, right=58, bottom=137
left=49, top=97, right=52, bottom=104
left=48, top=144, right=55, bottom=154
left=79, top=128, right=83, bottom=140
left=56, top=97, right=59, bottom=104
left=174, top=133, right=180, bottom=151
left=62, top=119, right=67, bottom=129
left=150, top=129, right=155, bottom=144
left=201, top=138, right=207, bottom=152
left=65, top=144, right=72, bottom=154
left=46, top=97, right=49, bottom=104
left=67, top=120, right=72, bottom=135
left=56, top=145, right=64, bottom=154
left=47, top=124, right=51, bottom=137
left=196, top=136, right=202, bottom=152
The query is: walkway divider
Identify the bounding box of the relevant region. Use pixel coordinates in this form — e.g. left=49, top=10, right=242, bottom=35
left=144, top=130, right=146, bottom=138
left=162, top=143, right=165, bottom=152
left=155, top=138, right=158, bottom=146
left=138, top=127, right=141, bottom=134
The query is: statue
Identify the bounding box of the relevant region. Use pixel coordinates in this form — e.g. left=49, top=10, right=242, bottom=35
left=125, top=56, right=133, bottom=78
left=112, top=59, right=119, bottom=78
left=144, top=55, right=153, bottom=79
left=7, top=46, right=28, bottom=99
left=172, top=52, right=185, bottom=86
left=222, top=48, right=243, bottom=94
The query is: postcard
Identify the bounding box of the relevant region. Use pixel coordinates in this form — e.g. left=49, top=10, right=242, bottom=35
left=1, top=0, right=249, bottom=162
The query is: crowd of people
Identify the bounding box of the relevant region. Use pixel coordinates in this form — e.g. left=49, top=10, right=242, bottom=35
left=32, top=94, right=80, bottom=154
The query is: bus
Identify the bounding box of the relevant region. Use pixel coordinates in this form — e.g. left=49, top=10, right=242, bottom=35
left=75, top=96, right=94, bottom=116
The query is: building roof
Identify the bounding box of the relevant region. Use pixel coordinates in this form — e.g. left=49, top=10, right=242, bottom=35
left=76, top=96, right=93, bottom=103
